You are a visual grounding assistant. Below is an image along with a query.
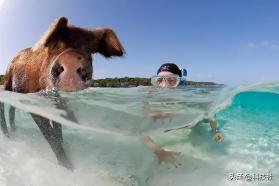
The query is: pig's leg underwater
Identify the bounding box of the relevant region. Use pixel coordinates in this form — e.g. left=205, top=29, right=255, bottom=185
left=5, top=91, right=76, bottom=170
left=31, top=114, right=74, bottom=169
left=0, top=102, right=9, bottom=136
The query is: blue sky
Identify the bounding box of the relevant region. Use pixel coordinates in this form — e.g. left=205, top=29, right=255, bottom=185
left=0, top=0, right=278, bottom=84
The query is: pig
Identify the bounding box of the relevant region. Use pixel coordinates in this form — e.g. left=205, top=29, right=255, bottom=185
left=0, top=17, right=124, bottom=169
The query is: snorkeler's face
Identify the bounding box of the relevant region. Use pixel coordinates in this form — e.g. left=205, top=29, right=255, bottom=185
left=152, top=71, right=180, bottom=88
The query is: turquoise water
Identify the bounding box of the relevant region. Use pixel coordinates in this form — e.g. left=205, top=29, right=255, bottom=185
left=0, top=83, right=278, bottom=186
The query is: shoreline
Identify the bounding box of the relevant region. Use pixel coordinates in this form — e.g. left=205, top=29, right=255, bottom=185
left=0, top=76, right=219, bottom=89
left=91, top=77, right=218, bottom=87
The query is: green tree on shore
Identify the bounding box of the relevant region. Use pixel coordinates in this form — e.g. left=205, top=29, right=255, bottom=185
left=0, top=75, right=4, bottom=85
left=0, top=75, right=216, bottom=87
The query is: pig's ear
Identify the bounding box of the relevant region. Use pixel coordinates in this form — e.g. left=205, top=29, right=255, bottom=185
left=32, top=17, right=68, bottom=51
left=92, top=28, right=125, bottom=57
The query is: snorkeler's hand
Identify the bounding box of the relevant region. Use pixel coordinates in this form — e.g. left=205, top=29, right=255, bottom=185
left=154, top=148, right=181, bottom=168
left=212, top=131, right=223, bottom=144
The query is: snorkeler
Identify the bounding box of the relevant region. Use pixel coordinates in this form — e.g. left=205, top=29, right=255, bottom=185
left=151, top=63, right=187, bottom=88
left=142, top=63, right=223, bottom=167
left=152, top=63, right=222, bottom=142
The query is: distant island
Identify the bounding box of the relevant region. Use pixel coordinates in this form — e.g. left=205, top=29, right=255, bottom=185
left=0, top=75, right=217, bottom=88
left=91, top=77, right=217, bottom=87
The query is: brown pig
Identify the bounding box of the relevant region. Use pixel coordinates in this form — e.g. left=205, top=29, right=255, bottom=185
left=0, top=17, right=124, bottom=169
left=4, top=17, right=124, bottom=92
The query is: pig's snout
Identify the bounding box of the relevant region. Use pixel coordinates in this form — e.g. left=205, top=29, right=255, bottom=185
left=51, top=52, right=90, bottom=91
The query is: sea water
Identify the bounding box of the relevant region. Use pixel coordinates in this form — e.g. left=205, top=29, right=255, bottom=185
left=0, top=83, right=278, bottom=186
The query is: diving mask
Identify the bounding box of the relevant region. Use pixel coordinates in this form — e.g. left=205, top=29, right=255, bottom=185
left=151, top=74, right=181, bottom=88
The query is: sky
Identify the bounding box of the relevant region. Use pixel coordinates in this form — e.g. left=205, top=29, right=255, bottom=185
left=0, top=0, right=278, bottom=84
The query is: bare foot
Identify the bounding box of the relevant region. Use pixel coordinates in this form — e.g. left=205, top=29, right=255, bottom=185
left=154, top=148, right=181, bottom=168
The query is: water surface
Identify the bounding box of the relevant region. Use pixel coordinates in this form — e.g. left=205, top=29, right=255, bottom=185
left=0, top=83, right=278, bottom=186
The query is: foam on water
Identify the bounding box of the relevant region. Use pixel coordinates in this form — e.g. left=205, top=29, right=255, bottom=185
left=0, top=83, right=278, bottom=186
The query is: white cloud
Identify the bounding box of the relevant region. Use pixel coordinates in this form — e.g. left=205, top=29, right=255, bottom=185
left=271, top=44, right=279, bottom=50
left=260, top=41, right=269, bottom=47
left=246, top=41, right=279, bottom=50
left=247, top=42, right=256, bottom=48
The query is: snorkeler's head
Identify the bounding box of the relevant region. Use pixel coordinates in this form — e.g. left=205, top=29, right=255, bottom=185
left=157, top=63, right=182, bottom=77
left=152, top=63, right=180, bottom=88
left=152, top=63, right=187, bottom=88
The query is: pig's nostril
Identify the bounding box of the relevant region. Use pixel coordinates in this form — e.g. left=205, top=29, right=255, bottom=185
left=81, top=74, right=87, bottom=82
left=76, top=67, right=82, bottom=75
left=56, top=66, right=64, bottom=77
left=52, top=64, right=64, bottom=78
left=58, top=66, right=64, bottom=74
left=77, top=67, right=87, bottom=81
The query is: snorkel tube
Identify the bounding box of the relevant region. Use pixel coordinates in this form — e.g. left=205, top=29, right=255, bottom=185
left=179, top=68, right=187, bottom=86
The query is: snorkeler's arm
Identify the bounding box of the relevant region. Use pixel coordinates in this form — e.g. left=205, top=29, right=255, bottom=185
left=141, top=136, right=161, bottom=151
left=209, top=117, right=217, bottom=131
left=208, top=116, right=223, bottom=143
left=141, top=136, right=181, bottom=168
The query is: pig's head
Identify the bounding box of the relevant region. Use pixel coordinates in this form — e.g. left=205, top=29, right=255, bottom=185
left=32, top=17, right=124, bottom=91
